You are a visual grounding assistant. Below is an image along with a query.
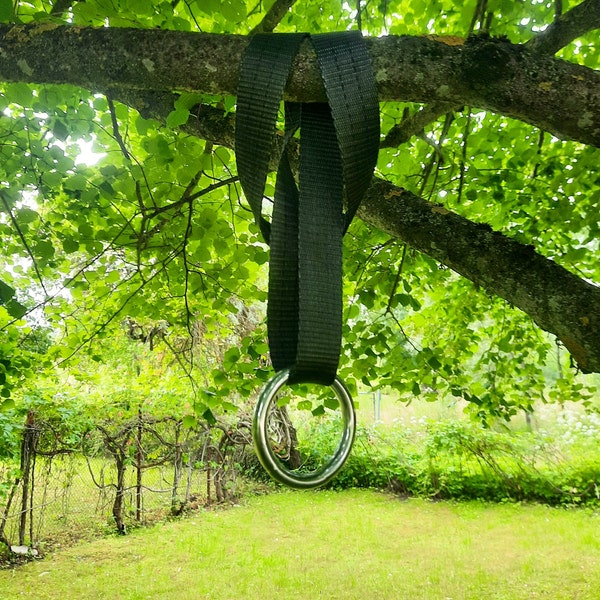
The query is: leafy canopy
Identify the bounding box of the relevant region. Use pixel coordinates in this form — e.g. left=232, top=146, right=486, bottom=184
left=0, top=0, right=598, bottom=420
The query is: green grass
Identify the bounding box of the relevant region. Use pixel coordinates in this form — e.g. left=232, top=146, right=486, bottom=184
left=2, top=489, right=600, bottom=599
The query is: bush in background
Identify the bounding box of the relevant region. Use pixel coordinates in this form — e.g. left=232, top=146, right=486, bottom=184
left=287, top=412, right=600, bottom=506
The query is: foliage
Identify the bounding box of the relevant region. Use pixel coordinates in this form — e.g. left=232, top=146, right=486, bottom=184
left=276, top=414, right=600, bottom=506
left=0, top=0, right=597, bottom=421
left=0, top=307, right=52, bottom=411
left=0, top=338, right=255, bottom=549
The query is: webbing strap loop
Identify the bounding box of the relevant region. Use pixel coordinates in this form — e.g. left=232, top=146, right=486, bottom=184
left=311, top=32, right=380, bottom=230
left=235, top=33, right=307, bottom=243
left=235, top=32, right=379, bottom=385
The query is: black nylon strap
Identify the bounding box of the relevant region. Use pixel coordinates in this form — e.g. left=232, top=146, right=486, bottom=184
left=235, top=33, right=307, bottom=243
left=291, top=102, right=344, bottom=384
left=311, top=32, right=380, bottom=229
left=236, top=32, right=379, bottom=385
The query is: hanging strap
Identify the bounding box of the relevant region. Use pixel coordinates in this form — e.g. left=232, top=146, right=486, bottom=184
left=236, top=32, right=379, bottom=386
left=236, top=34, right=307, bottom=244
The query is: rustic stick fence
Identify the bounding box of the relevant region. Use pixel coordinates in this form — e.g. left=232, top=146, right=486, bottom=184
left=0, top=409, right=253, bottom=556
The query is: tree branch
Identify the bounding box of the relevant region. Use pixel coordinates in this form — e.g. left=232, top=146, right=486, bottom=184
left=106, top=95, right=131, bottom=160
left=50, top=0, right=77, bottom=16
left=107, top=87, right=600, bottom=374
left=0, top=25, right=598, bottom=371
left=526, top=0, right=600, bottom=55
left=250, top=0, right=298, bottom=34
left=358, top=180, right=600, bottom=374
left=0, top=25, right=599, bottom=146
left=381, top=102, right=459, bottom=148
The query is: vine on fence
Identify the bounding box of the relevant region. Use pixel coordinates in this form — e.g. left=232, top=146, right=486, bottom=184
left=0, top=406, right=254, bottom=555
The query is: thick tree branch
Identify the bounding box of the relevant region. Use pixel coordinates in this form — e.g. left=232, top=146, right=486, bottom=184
left=358, top=181, right=600, bottom=374
left=527, top=0, right=600, bottom=55
left=111, top=88, right=238, bottom=149
left=250, top=0, right=298, bottom=34
left=0, top=25, right=598, bottom=370
left=0, top=25, right=599, bottom=146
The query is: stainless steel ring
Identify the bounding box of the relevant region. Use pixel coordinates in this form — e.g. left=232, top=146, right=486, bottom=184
left=252, top=368, right=356, bottom=489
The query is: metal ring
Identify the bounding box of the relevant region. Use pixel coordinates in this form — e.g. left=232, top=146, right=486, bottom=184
left=252, top=368, right=356, bottom=490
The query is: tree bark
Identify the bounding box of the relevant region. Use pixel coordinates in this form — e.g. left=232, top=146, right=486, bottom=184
left=0, top=25, right=599, bottom=146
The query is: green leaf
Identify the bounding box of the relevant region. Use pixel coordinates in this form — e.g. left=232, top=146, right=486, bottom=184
left=311, top=404, right=325, bottom=417
left=221, top=0, right=246, bottom=21
left=52, top=120, right=70, bottom=141
left=297, top=399, right=312, bottom=411
left=166, top=108, right=190, bottom=128
left=223, top=347, right=240, bottom=369
left=347, top=303, right=360, bottom=319
left=0, top=398, right=15, bottom=411
left=34, top=240, right=55, bottom=260
left=174, top=92, right=202, bottom=111
left=16, top=207, right=39, bottom=224
left=125, top=0, right=153, bottom=15
left=213, top=147, right=230, bottom=165
left=323, top=396, right=339, bottom=410
left=5, top=299, right=27, bottom=319
left=0, top=0, right=14, bottom=23
left=427, top=356, right=442, bottom=370
left=202, top=408, right=217, bottom=426
left=183, top=415, right=197, bottom=428
left=0, top=279, right=15, bottom=304
left=62, top=237, right=80, bottom=254
left=64, top=174, right=88, bottom=191
left=6, top=83, right=33, bottom=106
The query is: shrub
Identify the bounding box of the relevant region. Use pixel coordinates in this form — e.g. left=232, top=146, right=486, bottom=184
left=243, top=416, right=600, bottom=506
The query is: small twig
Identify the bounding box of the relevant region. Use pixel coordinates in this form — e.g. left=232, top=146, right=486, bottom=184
left=389, top=311, right=420, bottom=354
left=385, top=244, right=407, bottom=314
left=0, top=190, right=48, bottom=297
left=182, top=195, right=196, bottom=340
left=56, top=251, right=180, bottom=365
left=468, top=0, right=488, bottom=35
left=531, top=130, right=545, bottom=179
left=145, top=175, right=239, bottom=220
left=50, top=0, right=76, bottom=16
left=457, top=109, right=472, bottom=204
left=106, top=95, right=131, bottom=160
left=418, top=112, right=454, bottom=198
left=555, top=0, right=563, bottom=19
left=381, top=103, right=459, bottom=149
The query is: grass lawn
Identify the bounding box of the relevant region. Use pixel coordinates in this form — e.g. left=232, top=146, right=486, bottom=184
left=1, top=489, right=599, bottom=599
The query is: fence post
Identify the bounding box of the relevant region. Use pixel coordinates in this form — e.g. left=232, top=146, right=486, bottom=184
left=135, top=407, right=143, bottom=523
left=18, top=410, right=40, bottom=546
